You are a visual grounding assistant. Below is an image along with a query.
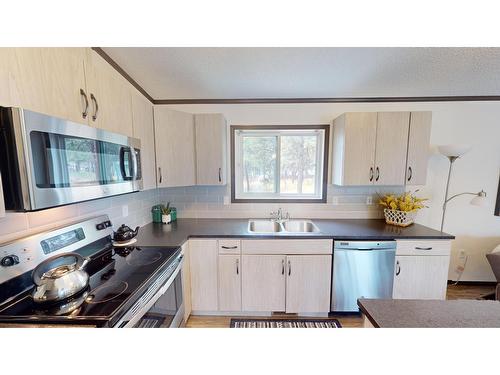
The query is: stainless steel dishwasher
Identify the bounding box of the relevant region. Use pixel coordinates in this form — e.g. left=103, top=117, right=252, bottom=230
left=331, top=240, right=396, bottom=312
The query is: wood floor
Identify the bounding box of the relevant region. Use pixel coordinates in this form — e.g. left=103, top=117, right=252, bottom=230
left=185, top=283, right=496, bottom=328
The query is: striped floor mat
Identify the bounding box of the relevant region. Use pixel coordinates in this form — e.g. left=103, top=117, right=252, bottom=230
left=230, top=318, right=342, bottom=328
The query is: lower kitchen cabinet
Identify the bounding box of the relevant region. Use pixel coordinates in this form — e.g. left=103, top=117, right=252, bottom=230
left=286, top=255, right=332, bottom=313
left=218, top=255, right=241, bottom=311
left=242, top=255, right=286, bottom=312
left=241, top=254, right=332, bottom=313
left=180, top=242, right=192, bottom=323
left=0, top=172, right=4, bottom=217
left=393, top=255, right=450, bottom=300
left=189, top=240, right=218, bottom=311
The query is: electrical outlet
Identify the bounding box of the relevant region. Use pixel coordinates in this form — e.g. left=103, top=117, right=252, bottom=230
left=122, top=205, right=129, bottom=218
left=366, top=196, right=373, bottom=205
left=458, top=249, right=467, bottom=260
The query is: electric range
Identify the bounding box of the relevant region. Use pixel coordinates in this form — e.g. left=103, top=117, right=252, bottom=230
left=0, top=215, right=184, bottom=327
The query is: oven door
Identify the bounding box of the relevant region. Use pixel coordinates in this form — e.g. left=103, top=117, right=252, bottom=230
left=115, top=254, right=184, bottom=328
left=9, top=108, right=142, bottom=210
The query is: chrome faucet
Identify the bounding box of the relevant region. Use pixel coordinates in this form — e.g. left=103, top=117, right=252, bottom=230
left=270, top=208, right=290, bottom=224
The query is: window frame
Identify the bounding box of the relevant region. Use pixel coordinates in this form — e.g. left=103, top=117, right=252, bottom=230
left=230, top=124, right=330, bottom=203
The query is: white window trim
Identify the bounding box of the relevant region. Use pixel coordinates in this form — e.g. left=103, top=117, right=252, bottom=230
left=233, top=127, right=327, bottom=202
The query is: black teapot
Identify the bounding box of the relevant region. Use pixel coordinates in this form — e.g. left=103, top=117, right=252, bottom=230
left=113, top=224, right=140, bottom=243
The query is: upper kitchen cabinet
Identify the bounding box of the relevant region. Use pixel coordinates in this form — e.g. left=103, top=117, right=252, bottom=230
left=405, top=112, right=432, bottom=185
left=332, top=111, right=431, bottom=186
left=4, top=48, right=89, bottom=124
left=131, top=89, right=156, bottom=190
left=194, top=114, right=227, bottom=185
left=374, top=112, right=410, bottom=185
left=85, top=50, right=134, bottom=136
left=154, top=107, right=196, bottom=187
left=332, top=112, right=377, bottom=185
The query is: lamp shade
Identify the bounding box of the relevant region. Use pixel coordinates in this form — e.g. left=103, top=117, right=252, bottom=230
left=471, top=190, right=488, bottom=207
left=438, top=144, right=472, bottom=158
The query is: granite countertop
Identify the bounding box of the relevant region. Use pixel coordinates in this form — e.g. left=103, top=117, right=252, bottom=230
left=358, top=299, right=500, bottom=328
left=135, top=218, right=454, bottom=248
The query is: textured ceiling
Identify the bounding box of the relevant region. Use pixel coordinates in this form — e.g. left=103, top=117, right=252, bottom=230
left=103, top=47, right=500, bottom=99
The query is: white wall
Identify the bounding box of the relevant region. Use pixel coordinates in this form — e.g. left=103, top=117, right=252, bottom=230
left=163, top=101, right=500, bottom=281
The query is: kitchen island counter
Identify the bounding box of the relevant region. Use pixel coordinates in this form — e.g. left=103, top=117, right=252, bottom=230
left=358, top=298, right=500, bottom=328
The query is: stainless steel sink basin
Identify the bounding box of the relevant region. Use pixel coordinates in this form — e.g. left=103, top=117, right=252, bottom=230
left=248, top=220, right=283, bottom=233
left=247, top=219, right=319, bottom=234
left=282, top=220, right=320, bottom=233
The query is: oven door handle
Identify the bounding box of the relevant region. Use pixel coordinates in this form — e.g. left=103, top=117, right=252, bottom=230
left=114, top=255, right=183, bottom=328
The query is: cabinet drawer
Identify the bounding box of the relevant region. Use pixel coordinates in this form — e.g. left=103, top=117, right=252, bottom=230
left=396, top=240, right=451, bottom=256
left=218, top=239, right=241, bottom=254
left=241, top=239, right=333, bottom=255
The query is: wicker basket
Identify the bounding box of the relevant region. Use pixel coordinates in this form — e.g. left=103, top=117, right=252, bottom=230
left=384, top=209, right=418, bottom=227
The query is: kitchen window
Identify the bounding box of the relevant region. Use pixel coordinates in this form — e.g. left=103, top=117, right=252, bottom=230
left=231, top=125, right=329, bottom=203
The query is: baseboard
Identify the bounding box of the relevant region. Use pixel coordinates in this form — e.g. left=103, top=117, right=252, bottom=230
left=447, top=280, right=497, bottom=286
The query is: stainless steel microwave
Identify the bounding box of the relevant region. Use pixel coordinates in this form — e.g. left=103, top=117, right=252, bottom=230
left=0, top=107, right=142, bottom=211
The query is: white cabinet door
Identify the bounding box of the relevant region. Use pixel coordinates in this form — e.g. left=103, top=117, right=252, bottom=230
left=189, top=240, right=218, bottom=311
left=218, top=254, right=241, bottom=311
left=7, top=48, right=89, bottom=124
left=374, top=112, right=410, bottom=185
left=180, top=242, right=192, bottom=323
left=131, top=90, right=156, bottom=190
left=85, top=50, right=134, bottom=136
left=406, top=112, right=432, bottom=185
left=393, top=255, right=450, bottom=300
left=154, top=107, right=196, bottom=187
left=195, top=114, right=227, bottom=185
left=332, top=112, right=377, bottom=185
left=285, top=255, right=332, bottom=313
left=0, top=172, right=5, bottom=218
left=242, top=255, right=286, bottom=312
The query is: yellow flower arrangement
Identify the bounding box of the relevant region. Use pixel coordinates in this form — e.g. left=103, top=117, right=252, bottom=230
left=378, top=190, right=428, bottom=212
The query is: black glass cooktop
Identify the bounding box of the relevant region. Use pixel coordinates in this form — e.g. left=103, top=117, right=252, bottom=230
left=0, top=245, right=180, bottom=327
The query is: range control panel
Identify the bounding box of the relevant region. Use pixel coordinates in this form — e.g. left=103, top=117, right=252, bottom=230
left=0, top=215, right=113, bottom=284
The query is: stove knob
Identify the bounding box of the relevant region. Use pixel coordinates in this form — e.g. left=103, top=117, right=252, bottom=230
left=1, top=255, right=20, bottom=267
left=96, top=223, right=106, bottom=230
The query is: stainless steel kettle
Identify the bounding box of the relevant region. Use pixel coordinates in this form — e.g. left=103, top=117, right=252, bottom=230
left=32, top=252, right=90, bottom=303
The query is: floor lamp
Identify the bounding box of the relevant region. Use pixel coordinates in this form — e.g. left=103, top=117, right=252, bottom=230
left=438, top=144, right=488, bottom=232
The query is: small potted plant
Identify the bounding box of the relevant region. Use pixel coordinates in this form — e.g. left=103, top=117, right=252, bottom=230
left=378, top=190, right=428, bottom=227
left=161, top=202, right=172, bottom=224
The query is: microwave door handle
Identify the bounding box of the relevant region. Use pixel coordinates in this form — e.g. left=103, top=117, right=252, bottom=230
left=119, top=146, right=133, bottom=181
left=131, top=148, right=138, bottom=180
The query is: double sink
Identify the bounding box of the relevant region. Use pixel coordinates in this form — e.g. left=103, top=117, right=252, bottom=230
left=248, top=219, right=320, bottom=234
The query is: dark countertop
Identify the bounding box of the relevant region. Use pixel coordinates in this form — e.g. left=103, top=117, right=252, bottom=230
left=136, top=218, right=454, bottom=248
left=358, top=299, right=500, bottom=328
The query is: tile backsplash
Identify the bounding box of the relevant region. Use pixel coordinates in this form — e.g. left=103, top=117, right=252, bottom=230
left=158, top=184, right=403, bottom=219
left=0, top=189, right=159, bottom=244
left=0, top=184, right=403, bottom=244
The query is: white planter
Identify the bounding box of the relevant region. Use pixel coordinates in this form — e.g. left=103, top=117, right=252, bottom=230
left=383, top=209, right=418, bottom=227
left=162, top=214, right=171, bottom=224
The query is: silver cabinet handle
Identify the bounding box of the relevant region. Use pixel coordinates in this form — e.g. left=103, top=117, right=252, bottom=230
left=90, top=93, right=99, bottom=121
left=415, top=246, right=433, bottom=251
left=218, top=167, right=222, bottom=182
left=221, top=246, right=238, bottom=249
left=236, top=258, right=239, bottom=275
left=369, top=167, right=374, bottom=182
left=282, top=259, right=285, bottom=275
left=396, top=260, right=401, bottom=276
left=158, top=167, right=162, bottom=184
left=288, top=260, right=291, bottom=276
left=80, top=89, right=89, bottom=119
left=375, top=167, right=380, bottom=182
left=407, top=166, right=412, bottom=181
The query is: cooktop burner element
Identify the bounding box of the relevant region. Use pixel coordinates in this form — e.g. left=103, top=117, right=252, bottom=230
left=125, top=248, right=163, bottom=266
left=86, top=281, right=128, bottom=304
